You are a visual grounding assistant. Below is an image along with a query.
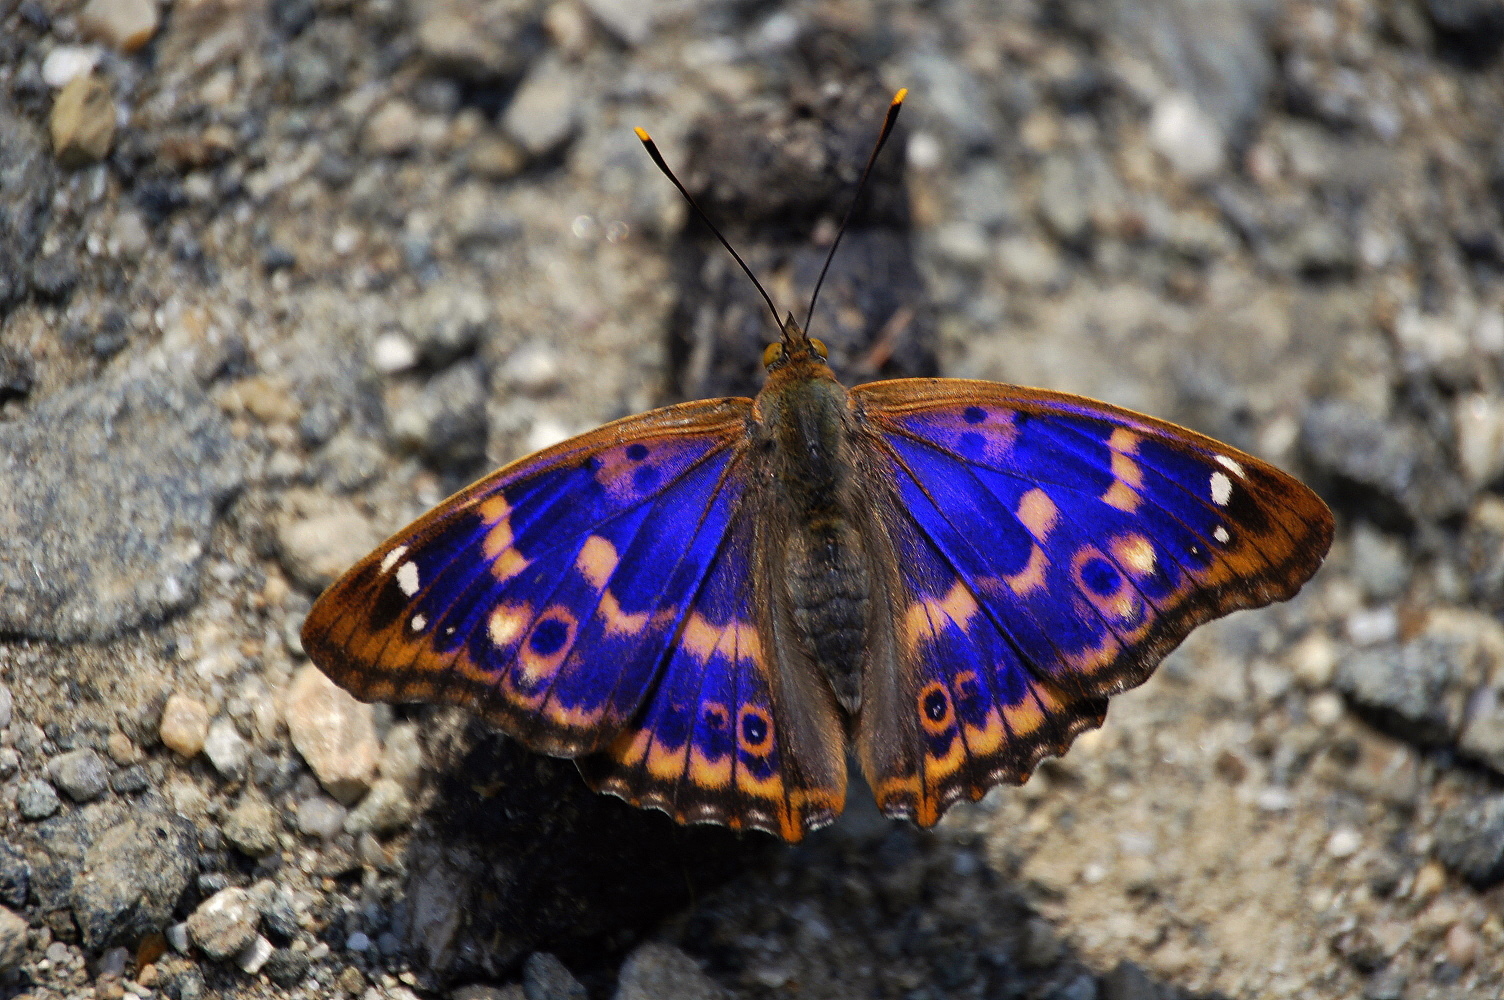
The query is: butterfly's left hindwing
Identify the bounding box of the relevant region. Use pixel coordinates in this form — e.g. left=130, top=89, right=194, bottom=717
left=849, top=379, right=1334, bottom=823
left=577, top=496, right=848, bottom=841
left=301, top=399, right=756, bottom=757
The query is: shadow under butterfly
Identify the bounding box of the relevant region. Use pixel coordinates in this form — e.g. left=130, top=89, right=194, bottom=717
left=302, top=90, right=1335, bottom=847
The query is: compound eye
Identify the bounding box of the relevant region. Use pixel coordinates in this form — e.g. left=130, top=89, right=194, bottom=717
left=809, top=338, right=828, bottom=359
left=762, top=343, right=783, bottom=367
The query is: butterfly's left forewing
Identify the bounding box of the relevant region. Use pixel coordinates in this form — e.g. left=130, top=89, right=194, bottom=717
left=849, top=379, right=1334, bottom=823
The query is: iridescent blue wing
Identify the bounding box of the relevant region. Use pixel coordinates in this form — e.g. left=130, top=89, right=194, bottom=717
left=577, top=495, right=848, bottom=841
left=848, top=379, right=1334, bottom=826
left=300, top=398, right=846, bottom=840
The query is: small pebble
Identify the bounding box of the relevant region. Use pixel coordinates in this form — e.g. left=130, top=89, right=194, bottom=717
left=166, top=923, right=191, bottom=953
left=1412, top=860, right=1447, bottom=901
left=581, top=0, right=653, bottom=45
left=1327, top=827, right=1362, bottom=859
left=47, top=749, right=109, bottom=802
left=466, top=135, right=525, bottom=179
left=236, top=934, right=274, bottom=974
left=297, top=795, right=348, bottom=838
left=1445, top=923, right=1478, bottom=967
left=1363, top=970, right=1405, bottom=1000
left=223, top=792, right=279, bottom=857
left=202, top=718, right=249, bottom=781
left=346, top=931, right=371, bottom=952
left=1434, top=795, right=1504, bottom=887
left=1345, top=607, right=1398, bottom=647
left=277, top=505, right=381, bottom=593
left=343, top=778, right=413, bottom=836
left=400, top=282, right=492, bottom=366
left=502, top=58, right=578, bottom=156
left=284, top=665, right=379, bottom=804
left=109, top=210, right=150, bottom=258
left=160, top=693, right=211, bottom=757
left=109, top=765, right=150, bottom=794
left=501, top=342, right=561, bottom=394
left=1149, top=91, right=1226, bottom=182
left=78, top=0, right=159, bottom=52
left=337, top=966, right=365, bottom=994
left=1289, top=632, right=1337, bottom=688
left=1350, top=524, right=1409, bottom=601
left=97, top=945, right=129, bottom=979
left=365, top=100, right=422, bottom=156
left=18, top=778, right=61, bottom=819
left=1058, top=973, right=1099, bottom=1000
left=371, top=332, right=418, bottom=373
left=1456, top=393, right=1504, bottom=486
left=186, top=887, right=258, bottom=961
left=41, top=46, right=101, bottom=88
left=0, top=906, right=27, bottom=972
left=1256, top=787, right=1294, bottom=812
left=378, top=722, right=423, bottom=790
left=0, top=684, right=10, bottom=729
left=1308, top=691, right=1344, bottom=726
left=106, top=731, right=139, bottom=765
left=1019, top=916, right=1063, bottom=969
left=50, top=73, right=116, bottom=167
left=263, top=947, right=311, bottom=986
left=0, top=748, right=17, bottom=780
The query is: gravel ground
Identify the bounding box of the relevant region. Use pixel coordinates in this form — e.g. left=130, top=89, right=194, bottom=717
left=4, top=0, right=1504, bottom=998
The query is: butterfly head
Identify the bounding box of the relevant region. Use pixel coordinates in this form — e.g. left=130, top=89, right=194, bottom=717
left=762, top=313, right=831, bottom=374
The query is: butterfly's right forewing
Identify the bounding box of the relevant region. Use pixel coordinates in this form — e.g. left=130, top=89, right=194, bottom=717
left=301, top=399, right=756, bottom=758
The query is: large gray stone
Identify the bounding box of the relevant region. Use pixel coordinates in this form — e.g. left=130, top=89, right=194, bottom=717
left=47, top=749, right=109, bottom=802
left=0, top=362, right=242, bottom=641
left=1302, top=401, right=1470, bottom=524
left=1334, top=637, right=1469, bottom=745
left=0, top=100, right=55, bottom=317
left=70, top=810, right=198, bottom=949
left=523, top=952, right=586, bottom=1000
left=1435, top=795, right=1504, bottom=888
left=613, top=943, right=726, bottom=1000
left=0, top=843, right=28, bottom=908
left=1104, top=0, right=1277, bottom=144
left=186, top=886, right=258, bottom=961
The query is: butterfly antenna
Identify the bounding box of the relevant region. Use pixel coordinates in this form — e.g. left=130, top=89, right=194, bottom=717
left=635, top=127, right=783, bottom=335
left=803, top=88, right=907, bottom=334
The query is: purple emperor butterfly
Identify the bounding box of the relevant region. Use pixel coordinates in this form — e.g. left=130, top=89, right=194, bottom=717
left=302, top=92, right=1334, bottom=842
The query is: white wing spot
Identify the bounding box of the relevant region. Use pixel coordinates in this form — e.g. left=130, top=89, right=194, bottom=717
left=409, top=614, right=427, bottom=632
left=1214, top=526, right=1230, bottom=544
left=1210, top=471, right=1233, bottom=506
left=1215, top=454, right=1246, bottom=478
left=380, top=545, right=409, bottom=575
left=396, top=561, right=420, bottom=597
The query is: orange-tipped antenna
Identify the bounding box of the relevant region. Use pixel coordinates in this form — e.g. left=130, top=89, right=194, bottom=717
left=634, top=127, right=783, bottom=335
left=802, top=88, right=907, bottom=334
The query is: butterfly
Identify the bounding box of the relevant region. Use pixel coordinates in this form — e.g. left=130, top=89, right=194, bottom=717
left=301, top=91, right=1334, bottom=842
